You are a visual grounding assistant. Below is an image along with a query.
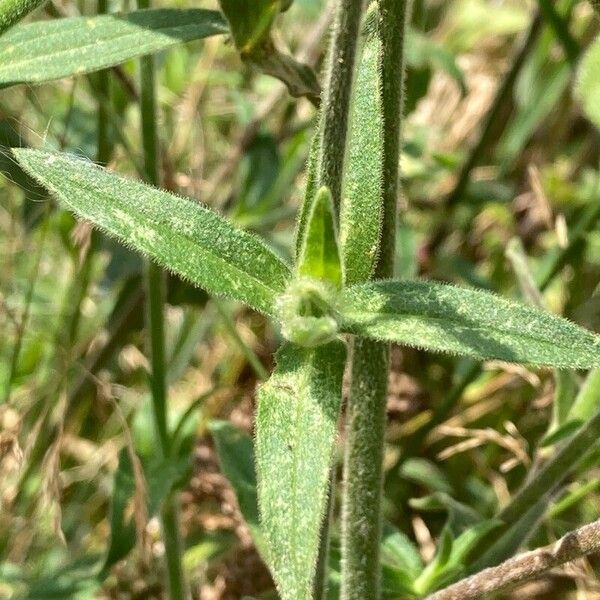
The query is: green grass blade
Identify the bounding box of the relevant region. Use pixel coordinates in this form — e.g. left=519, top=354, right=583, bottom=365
left=297, top=186, right=342, bottom=288
left=338, top=280, right=600, bottom=368
left=208, top=420, right=265, bottom=555
left=295, top=131, right=320, bottom=259
left=0, top=9, right=227, bottom=86
left=14, top=148, right=291, bottom=315
left=340, top=27, right=383, bottom=286
left=255, top=341, right=346, bottom=600
left=576, top=35, right=600, bottom=129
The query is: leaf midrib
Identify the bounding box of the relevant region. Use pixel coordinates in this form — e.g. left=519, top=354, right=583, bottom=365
left=0, top=14, right=225, bottom=74
left=341, top=307, right=596, bottom=354
left=47, top=177, right=290, bottom=311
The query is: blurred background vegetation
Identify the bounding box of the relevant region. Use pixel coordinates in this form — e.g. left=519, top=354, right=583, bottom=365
left=1, top=0, right=600, bottom=597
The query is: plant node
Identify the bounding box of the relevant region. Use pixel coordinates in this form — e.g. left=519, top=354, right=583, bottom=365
left=276, top=278, right=340, bottom=347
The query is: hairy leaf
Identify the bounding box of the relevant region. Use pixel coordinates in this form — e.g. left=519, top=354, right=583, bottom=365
left=255, top=341, right=346, bottom=600
left=576, top=35, right=600, bottom=129
left=14, top=149, right=291, bottom=315
left=338, top=280, right=600, bottom=368
left=0, top=0, right=46, bottom=35
left=0, top=9, right=227, bottom=86
left=340, top=28, right=383, bottom=285
left=297, top=187, right=342, bottom=288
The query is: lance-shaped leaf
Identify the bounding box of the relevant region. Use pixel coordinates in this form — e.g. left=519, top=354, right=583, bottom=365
left=0, top=0, right=46, bottom=35
left=576, top=35, right=600, bottom=129
left=297, top=186, right=342, bottom=288
left=339, top=19, right=384, bottom=285
left=0, top=9, right=227, bottom=87
left=256, top=341, right=346, bottom=600
left=14, top=149, right=291, bottom=315
left=338, top=280, right=600, bottom=368
left=295, top=131, right=320, bottom=258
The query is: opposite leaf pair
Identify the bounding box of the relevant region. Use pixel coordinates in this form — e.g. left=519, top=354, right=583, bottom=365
left=14, top=147, right=600, bottom=600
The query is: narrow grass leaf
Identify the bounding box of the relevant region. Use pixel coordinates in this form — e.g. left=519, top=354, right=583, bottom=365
left=255, top=341, right=346, bottom=600
left=568, top=368, right=600, bottom=422
left=338, top=280, right=600, bottom=368
left=576, top=35, right=600, bottom=129
left=297, top=186, right=342, bottom=288
left=0, top=9, right=227, bottom=86
left=340, top=27, right=384, bottom=286
left=14, top=149, right=291, bottom=315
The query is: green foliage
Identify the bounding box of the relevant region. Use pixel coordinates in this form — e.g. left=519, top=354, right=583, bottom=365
left=576, top=35, right=600, bottom=129
left=338, top=280, right=600, bottom=368
left=295, top=131, right=320, bottom=258
left=217, top=0, right=319, bottom=101
left=209, top=421, right=265, bottom=555
left=0, top=9, right=227, bottom=86
left=297, top=186, right=342, bottom=288
left=14, top=149, right=291, bottom=316
left=0, top=0, right=46, bottom=35
left=6, top=1, right=600, bottom=598
left=414, top=520, right=502, bottom=594
left=276, top=278, right=339, bottom=347
left=340, top=26, right=383, bottom=286
left=255, top=341, right=346, bottom=600
left=218, top=0, right=278, bottom=53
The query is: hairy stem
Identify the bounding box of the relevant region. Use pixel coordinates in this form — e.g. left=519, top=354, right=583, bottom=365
left=138, top=0, right=187, bottom=595
left=340, top=1, right=410, bottom=598
left=317, top=0, right=366, bottom=211
left=425, top=517, right=600, bottom=600
left=311, top=0, right=367, bottom=592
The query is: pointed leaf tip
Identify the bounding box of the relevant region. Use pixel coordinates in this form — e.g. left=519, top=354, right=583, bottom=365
left=298, top=186, right=342, bottom=289
left=339, top=280, right=600, bottom=368
left=13, top=148, right=291, bottom=316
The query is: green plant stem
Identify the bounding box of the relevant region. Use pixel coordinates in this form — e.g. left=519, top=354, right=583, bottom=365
left=340, top=1, right=409, bottom=598
left=138, top=1, right=187, bottom=595
left=317, top=0, right=366, bottom=211
left=537, top=0, right=579, bottom=64
left=341, top=338, right=390, bottom=599
left=312, top=473, right=335, bottom=600
left=2, top=213, right=49, bottom=404
left=311, top=0, right=367, bottom=591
